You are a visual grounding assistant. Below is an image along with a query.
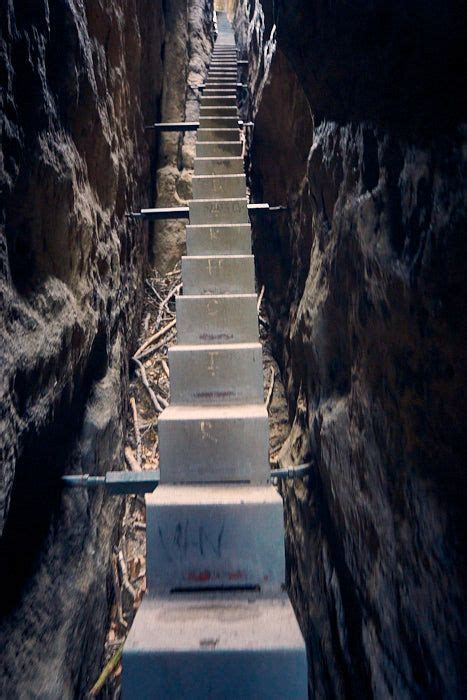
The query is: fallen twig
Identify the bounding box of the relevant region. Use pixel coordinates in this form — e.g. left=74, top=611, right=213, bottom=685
left=133, top=358, right=164, bottom=413
left=136, top=329, right=176, bottom=362
left=89, top=641, right=124, bottom=697
left=162, top=359, right=170, bottom=377
left=266, top=366, right=275, bottom=411
left=124, top=446, right=140, bottom=472
left=129, top=397, right=142, bottom=467
left=111, top=555, right=127, bottom=631
left=133, top=319, right=176, bottom=359
left=118, top=551, right=137, bottom=601
left=156, top=282, right=182, bottom=328
left=257, top=285, right=265, bottom=312
left=156, top=393, right=169, bottom=409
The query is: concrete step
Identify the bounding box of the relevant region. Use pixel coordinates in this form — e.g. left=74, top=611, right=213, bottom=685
left=192, top=174, right=246, bottom=199
left=199, top=116, right=239, bottom=129
left=200, top=95, right=238, bottom=106
left=208, top=72, right=238, bottom=78
left=200, top=106, right=238, bottom=116
left=197, top=128, right=240, bottom=142
left=186, top=224, right=252, bottom=255
left=123, top=593, right=308, bottom=700
left=189, top=198, right=249, bottom=225
left=146, top=484, right=285, bottom=594
left=196, top=141, right=242, bottom=158
left=182, top=254, right=255, bottom=294
left=209, top=66, right=238, bottom=71
left=203, top=86, right=237, bottom=93
left=168, top=342, right=263, bottom=405
left=176, top=293, right=258, bottom=344
left=194, top=156, right=244, bottom=176
left=158, top=403, right=269, bottom=484
left=194, top=157, right=243, bottom=176
left=206, top=80, right=239, bottom=87
left=202, top=89, right=237, bottom=97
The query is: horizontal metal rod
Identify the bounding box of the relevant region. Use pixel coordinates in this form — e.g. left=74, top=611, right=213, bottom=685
left=127, top=203, right=288, bottom=221
left=271, top=462, right=313, bottom=479
left=146, top=122, right=200, bottom=132
left=62, top=470, right=160, bottom=495
left=62, top=462, right=310, bottom=494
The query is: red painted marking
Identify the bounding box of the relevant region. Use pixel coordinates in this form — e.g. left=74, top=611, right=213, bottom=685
left=228, top=570, right=246, bottom=581
left=187, top=570, right=212, bottom=582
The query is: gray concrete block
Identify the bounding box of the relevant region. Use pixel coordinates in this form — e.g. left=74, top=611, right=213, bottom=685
left=200, top=106, right=238, bottom=117
left=200, top=95, right=238, bottom=107
left=189, top=198, right=249, bottom=225
left=122, top=593, right=308, bottom=700
left=192, top=174, right=246, bottom=199
left=203, top=86, right=237, bottom=93
left=206, top=81, right=238, bottom=88
left=158, top=403, right=269, bottom=483
left=176, top=293, right=258, bottom=344
left=182, top=254, right=255, bottom=294
left=146, top=485, right=285, bottom=594
left=199, top=116, right=239, bottom=129
left=197, top=128, right=240, bottom=142
left=194, top=156, right=244, bottom=176
left=186, top=224, right=252, bottom=255
left=195, top=141, right=242, bottom=158
left=168, top=342, right=263, bottom=405
left=202, top=89, right=237, bottom=97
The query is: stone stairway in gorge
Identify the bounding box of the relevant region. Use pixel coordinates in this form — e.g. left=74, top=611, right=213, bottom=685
left=122, top=13, right=307, bottom=698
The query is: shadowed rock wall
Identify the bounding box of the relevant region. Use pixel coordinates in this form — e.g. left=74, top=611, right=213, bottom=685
left=0, top=1, right=211, bottom=696
left=232, top=1, right=466, bottom=697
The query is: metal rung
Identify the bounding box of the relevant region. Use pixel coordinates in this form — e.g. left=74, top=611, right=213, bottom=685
left=62, top=470, right=160, bottom=494
left=147, top=122, right=200, bottom=132
left=127, top=203, right=288, bottom=220
left=61, top=462, right=311, bottom=494
left=127, top=204, right=288, bottom=221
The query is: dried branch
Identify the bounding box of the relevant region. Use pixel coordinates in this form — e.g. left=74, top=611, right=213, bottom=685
left=133, top=358, right=164, bottom=413
left=89, top=641, right=124, bottom=697
left=118, top=551, right=137, bottom=601
left=124, top=446, right=140, bottom=472
left=257, top=285, right=265, bottom=312
left=111, top=555, right=127, bottom=631
left=266, top=366, right=275, bottom=411
left=129, top=397, right=142, bottom=467
left=136, top=329, right=176, bottom=362
left=156, top=282, right=182, bottom=328
left=133, top=319, right=176, bottom=359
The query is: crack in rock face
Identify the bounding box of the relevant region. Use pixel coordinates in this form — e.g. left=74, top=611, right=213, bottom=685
left=229, top=0, right=466, bottom=697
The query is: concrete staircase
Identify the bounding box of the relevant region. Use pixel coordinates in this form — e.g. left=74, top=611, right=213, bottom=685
left=123, top=12, right=307, bottom=699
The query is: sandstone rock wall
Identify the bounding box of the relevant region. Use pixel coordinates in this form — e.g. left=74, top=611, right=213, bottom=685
left=232, top=1, right=466, bottom=697
left=0, top=1, right=212, bottom=695
left=152, top=0, right=213, bottom=271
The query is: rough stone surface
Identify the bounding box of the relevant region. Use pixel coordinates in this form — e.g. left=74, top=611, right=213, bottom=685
left=152, top=0, right=214, bottom=271
left=231, top=1, right=466, bottom=697
left=0, top=1, right=212, bottom=696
